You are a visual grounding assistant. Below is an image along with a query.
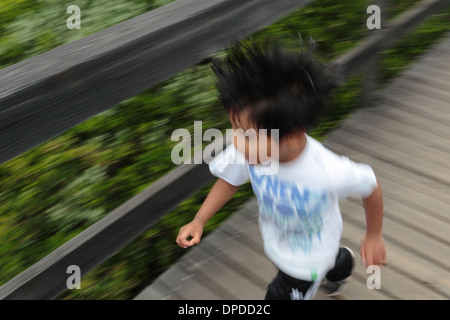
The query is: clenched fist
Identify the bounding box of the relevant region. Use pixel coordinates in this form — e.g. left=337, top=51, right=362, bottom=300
left=176, top=219, right=205, bottom=248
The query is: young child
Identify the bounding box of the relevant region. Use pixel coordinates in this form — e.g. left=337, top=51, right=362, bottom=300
left=176, top=39, right=386, bottom=300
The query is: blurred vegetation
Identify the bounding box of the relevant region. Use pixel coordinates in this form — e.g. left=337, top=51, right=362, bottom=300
left=0, top=0, right=448, bottom=299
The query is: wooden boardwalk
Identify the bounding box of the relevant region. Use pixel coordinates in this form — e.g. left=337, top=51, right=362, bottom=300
left=134, top=33, right=450, bottom=300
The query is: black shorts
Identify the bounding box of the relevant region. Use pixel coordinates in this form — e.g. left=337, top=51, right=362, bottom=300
left=265, top=247, right=354, bottom=300
left=264, top=269, right=320, bottom=300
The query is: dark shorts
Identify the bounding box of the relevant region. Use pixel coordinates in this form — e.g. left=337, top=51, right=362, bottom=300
left=265, top=247, right=354, bottom=300
left=264, top=269, right=319, bottom=300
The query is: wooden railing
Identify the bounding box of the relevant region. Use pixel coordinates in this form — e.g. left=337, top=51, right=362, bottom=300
left=0, top=0, right=447, bottom=299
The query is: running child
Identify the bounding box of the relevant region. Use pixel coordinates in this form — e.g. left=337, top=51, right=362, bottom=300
left=176, top=39, right=386, bottom=300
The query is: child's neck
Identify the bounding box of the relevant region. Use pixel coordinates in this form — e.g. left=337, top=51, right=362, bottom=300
left=278, top=133, right=307, bottom=163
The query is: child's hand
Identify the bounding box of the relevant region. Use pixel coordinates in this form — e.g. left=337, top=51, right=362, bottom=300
left=176, top=219, right=204, bottom=248
left=360, top=233, right=386, bottom=268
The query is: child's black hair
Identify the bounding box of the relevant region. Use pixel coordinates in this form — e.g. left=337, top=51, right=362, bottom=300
left=210, top=37, right=340, bottom=140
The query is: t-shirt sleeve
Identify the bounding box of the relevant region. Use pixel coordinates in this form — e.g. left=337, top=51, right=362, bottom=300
left=326, top=150, right=378, bottom=200
left=208, top=143, right=250, bottom=186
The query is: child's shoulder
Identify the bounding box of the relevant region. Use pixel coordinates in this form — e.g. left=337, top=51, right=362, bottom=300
left=306, top=134, right=351, bottom=166
left=305, top=134, right=334, bottom=158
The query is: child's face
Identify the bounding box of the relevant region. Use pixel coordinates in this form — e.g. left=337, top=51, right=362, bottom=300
left=228, top=110, right=277, bottom=165
left=228, top=110, right=306, bottom=164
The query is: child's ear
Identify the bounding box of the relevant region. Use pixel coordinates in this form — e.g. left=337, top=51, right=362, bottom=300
left=297, top=128, right=307, bottom=139
left=284, top=129, right=305, bottom=143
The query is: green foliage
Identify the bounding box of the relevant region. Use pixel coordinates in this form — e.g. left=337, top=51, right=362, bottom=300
left=44, top=165, right=108, bottom=232
left=251, top=0, right=371, bottom=61
left=0, top=0, right=175, bottom=70
left=0, top=0, right=449, bottom=299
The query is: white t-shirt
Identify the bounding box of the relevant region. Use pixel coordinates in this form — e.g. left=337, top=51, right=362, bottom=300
left=209, top=134, right=377, bottom=281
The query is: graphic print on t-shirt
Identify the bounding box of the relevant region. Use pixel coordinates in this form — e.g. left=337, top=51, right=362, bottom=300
left=249, top=165, right=330, bottom=254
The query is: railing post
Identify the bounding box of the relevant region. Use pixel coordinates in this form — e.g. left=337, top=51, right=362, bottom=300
left=359, top=53, right=381, bottom=108
left=359, top=0, right=391, bottom=108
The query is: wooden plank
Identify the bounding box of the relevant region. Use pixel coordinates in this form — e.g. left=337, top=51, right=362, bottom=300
left=342, top=213, right=450, bottom=299
left=358, top=108, right=450, bottom=154
left=175, top=254, right=237, bottom=300
left=389, top=78, right=450, bottom=113
left=330, top=123, right=450, bottom=186
left=390, top=76, right=450, bottom=108
left=403, top=70, right=450, bottom=98
left=327, top=126, right=450, bottom=186
left=194, top=212, right=275, bottom=298
left=364, top=190, right=449, bottom=244
left=220, top=221, right=266, bottom=257
left=327, top=134, right=450, bottom=228
left=182, top=242, right=264, bottom=299
left=370, top=178, right=450, bottom=230
left=323, top=140, right=450, bottom=221
left=332, top=274, right=393, bottom=300
left=134, top=279, right=183, bottom=300
left=201, top=229, right=271, bottom=291
left=377, top=90, right=450, bottom=128
left=340, top=220, right=448, bottom=299
left=155, top=264, right=224, bottom=300
left=412, top=62, right=450, bottom=82
left=340, top=113, right=450, bottom=169
left=362, top=105, right=450, bottom=143
left=340, top=199, right=450, bottom=271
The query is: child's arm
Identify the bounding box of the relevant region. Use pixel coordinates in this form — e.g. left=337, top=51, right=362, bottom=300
left=360, top=178, right=386, bottom=267
left=176, top=178, right=240, bottom=248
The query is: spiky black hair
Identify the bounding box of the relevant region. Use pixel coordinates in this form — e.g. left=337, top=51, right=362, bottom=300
left=210, top=37, right=340, bottom=139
